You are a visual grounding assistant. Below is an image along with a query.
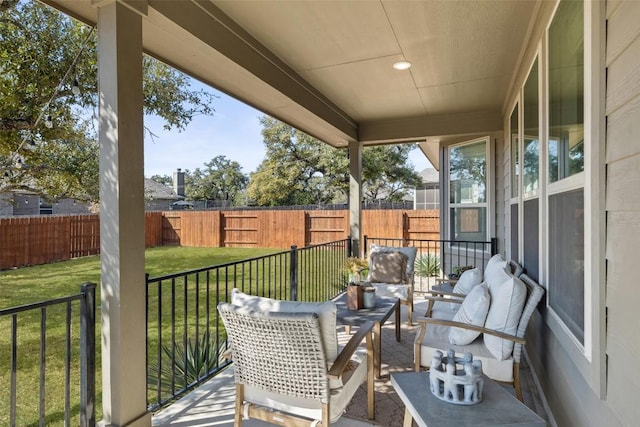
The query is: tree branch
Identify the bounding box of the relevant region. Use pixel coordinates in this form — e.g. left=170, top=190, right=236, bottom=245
left=0, top=117, right=33, bottom=131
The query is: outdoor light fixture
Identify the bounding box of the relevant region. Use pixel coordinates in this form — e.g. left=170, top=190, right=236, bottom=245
left=393, top=61, right=412, bottom=70
left=71, top=78, right=80, bottom=96
left=45, top=115, right=53, bottom=128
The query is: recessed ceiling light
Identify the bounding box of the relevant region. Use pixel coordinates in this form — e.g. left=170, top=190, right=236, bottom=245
left=393, top=61, right=412, bottom=70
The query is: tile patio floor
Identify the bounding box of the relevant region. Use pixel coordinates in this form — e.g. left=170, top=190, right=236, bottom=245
left=152, top=299, right=550, bottom=427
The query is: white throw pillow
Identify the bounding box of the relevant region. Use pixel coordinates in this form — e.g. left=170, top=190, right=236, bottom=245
left=483, top=277, right=527, bottom=360
left=448, top=283, right=490, bottom=345
left=452, top=268, right=483, bottom=295
left=230, top=289, right=338, bottom=364
left=484, top=254, right=508, bottom=286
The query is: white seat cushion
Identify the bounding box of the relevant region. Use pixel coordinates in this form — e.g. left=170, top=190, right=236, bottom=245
left=484, top=276, right=527, bottom=360
left=371, top=283, right=409, bottom=300
left=448, top=283, right=490, bottom=345
left=452, top=267, right=483, bottom=295
left=417, top=305, right=514, bottom=382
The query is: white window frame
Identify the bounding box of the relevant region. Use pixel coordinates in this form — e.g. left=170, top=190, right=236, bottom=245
left=445, top=136, right=494, bottom=251
left=538, top=0, right=606, bottom=398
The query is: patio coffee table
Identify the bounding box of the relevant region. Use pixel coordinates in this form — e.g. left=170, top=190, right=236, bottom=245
left=334, top=294, right=400, bottom=379
left=391, top=371, right=545, bottom=427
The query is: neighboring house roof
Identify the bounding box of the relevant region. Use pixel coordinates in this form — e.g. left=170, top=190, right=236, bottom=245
left=144, top=178, right=184, bottom=201
left=419, top=168, right=439, bottom=184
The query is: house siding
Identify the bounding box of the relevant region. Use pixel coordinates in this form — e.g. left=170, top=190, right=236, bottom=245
left=604, top=0, right=640, bottom=424
left=499, top=1, right=640, bottom=426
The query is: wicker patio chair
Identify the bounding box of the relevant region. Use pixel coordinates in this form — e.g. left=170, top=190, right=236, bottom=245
left=218, top=302, right=374, bottom=426
left=365, top=244, right=417, bottom=325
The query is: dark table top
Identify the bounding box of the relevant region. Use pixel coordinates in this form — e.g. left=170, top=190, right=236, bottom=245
left=333, top=293, right=399, bottom=326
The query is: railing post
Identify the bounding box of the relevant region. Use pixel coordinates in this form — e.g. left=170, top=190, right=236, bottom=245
left=290, top=245, right=298, bottom=301
left=491, top=238, right=498, bottom=256
left=80, top=282, right=96, bottom=427
left=363, top=235, right=368, bottom=257
left=347, top=238, right=352, bottom=259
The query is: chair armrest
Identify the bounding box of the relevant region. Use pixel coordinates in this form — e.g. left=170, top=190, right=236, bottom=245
left=435, top=277, right=459, bottom=285
left=423, top=294, right=462, bottom=317
left=328, top=320, right=374, bottom=379
left=414, top=316, right=526, bottom=345
left=423, top=295, right=463, bottom=304
left=424, top=289, right=467, bottom=299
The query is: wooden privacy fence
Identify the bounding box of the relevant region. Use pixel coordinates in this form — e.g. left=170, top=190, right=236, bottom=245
left=0, top=213, right=163, bottom=270
left=0, top=209, right=438, bottom=270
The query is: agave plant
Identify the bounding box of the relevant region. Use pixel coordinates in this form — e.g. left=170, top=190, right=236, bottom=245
left=414, top=254, right=440, bottom=277
left=148, top=331, right=228, bottom=395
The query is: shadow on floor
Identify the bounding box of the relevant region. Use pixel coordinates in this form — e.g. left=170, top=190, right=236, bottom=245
left=152, top=300, right=550, bottom=427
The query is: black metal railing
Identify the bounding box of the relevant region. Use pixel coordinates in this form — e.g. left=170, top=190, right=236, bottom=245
left=0, top=283, right=96, bottom=427
left=364, top=236, right=496, bottom=293
left=145, top=238, right=350, bottom=410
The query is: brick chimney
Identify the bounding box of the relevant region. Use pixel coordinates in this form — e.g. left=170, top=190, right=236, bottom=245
left=173, top=168, right=185, bottom=197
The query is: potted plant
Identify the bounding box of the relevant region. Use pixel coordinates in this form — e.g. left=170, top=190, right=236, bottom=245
left=450, top=265, right=474, bottom=280
left=343, top=257, right=369, bottom=283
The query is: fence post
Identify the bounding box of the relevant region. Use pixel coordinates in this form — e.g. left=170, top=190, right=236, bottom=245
left=80, top=282, right=96, bottom=427
left=290, top=245, right=298, bottom=301
left=491, top=238, right=498, bottom=256
left=347, top=238, right=352, bottom=259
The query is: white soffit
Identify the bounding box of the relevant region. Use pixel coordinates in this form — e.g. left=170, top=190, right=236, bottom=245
left=42, top=0, right=539, bottom=146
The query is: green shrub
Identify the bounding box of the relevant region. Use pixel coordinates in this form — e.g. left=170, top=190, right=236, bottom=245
left=452, top=265, right=474, bottom=277
left=147, top=331, right=227, bottom=395
left=414, top=254, right=440, bottom=277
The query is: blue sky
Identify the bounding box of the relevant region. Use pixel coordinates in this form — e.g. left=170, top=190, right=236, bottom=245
left=143, top=80, right=433, bottom=178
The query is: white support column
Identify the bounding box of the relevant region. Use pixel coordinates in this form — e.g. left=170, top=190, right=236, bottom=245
left=349, top=141, right=363, bottom=257
left=96, top=1, right=150, bottom=426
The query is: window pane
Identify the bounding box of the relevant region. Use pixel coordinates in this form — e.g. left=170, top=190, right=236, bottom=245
left=449, top=140, right=487, bottom=204
left=511, top=204, right=519, bottom=261
left=524, top=59, right=539, bottom=193
left=523, top=198, right=539, bottom=282
left=548, top=0, right=584, bottom=183
left=450, top=207, right=487, bottom=242
left=549, top=189, right=584, bottom=344
left=511, top=105, right=519, bottom=198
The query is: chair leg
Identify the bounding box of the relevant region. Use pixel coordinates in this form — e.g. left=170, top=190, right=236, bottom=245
left=235, top=383, right=244, bottom=426
left=413, top=325, right=426, bottom=372
left=367, top=332, right=375, bottom=420
left=514, top=362, right=523, bottom=402
left=322, top=403, right=330, bottom=427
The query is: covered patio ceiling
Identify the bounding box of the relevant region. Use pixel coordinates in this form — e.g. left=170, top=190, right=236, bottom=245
left=43, top=0, right=540, bottom=168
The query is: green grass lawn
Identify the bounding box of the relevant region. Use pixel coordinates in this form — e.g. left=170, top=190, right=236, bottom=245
left=0, top=246, right=279, bottom=426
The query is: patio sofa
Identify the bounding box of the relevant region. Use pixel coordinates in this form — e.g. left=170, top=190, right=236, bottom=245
left=414, top=256, right=544, bottom=401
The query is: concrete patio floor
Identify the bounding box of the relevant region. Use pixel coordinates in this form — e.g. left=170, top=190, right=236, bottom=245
left=152, top=299, right=551, bottom=427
